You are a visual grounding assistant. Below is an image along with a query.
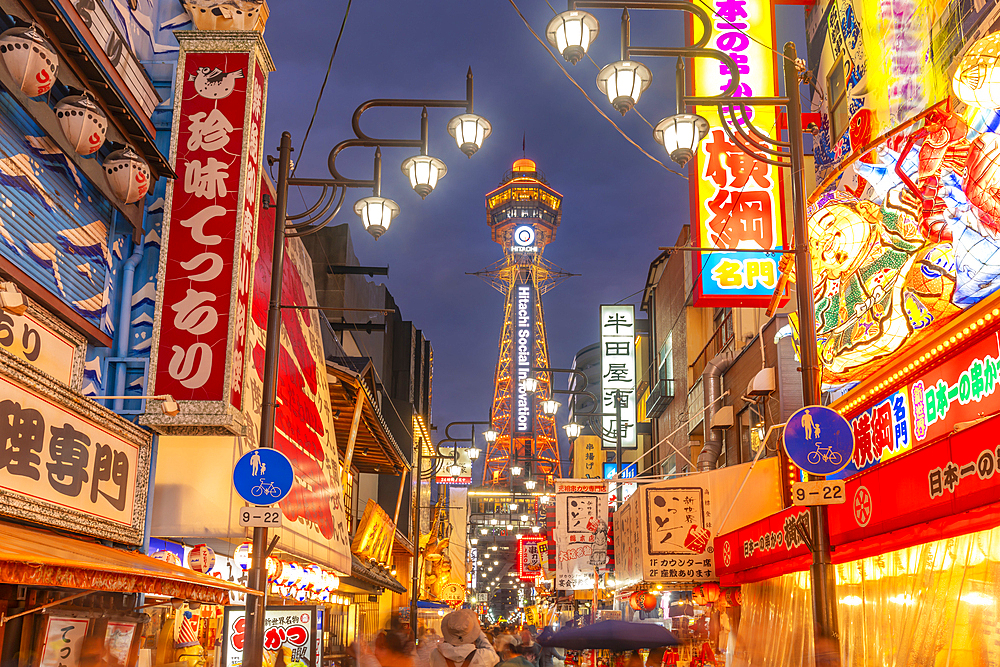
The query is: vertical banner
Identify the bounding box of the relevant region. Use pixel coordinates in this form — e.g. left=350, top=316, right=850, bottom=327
left=518, top=534, right=545, bottom=581
left=554, top=479, right=608, bottom=590
left=39, top=617, right=89, bottom=667
left=573, top=435, right=602, bottom=478
left=221, top=606, right=316, bottom=667
left=146, top=32, right=273, bottom=432
left=513, top=270, right=535, bottom=436
left=688, top=0, right=786, bottom=307
left=600, top=305, right=636, bottom=450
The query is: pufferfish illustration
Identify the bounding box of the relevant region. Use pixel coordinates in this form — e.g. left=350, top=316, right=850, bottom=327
left=189, top=66, right=244, bottom=99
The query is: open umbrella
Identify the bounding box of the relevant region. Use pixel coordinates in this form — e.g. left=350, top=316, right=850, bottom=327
left=536, top=620, right=679, bottom=650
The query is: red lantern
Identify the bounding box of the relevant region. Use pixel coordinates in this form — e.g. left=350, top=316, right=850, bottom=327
left=629, top=591, right=642, bottom=610
left=724, top=587, right=742, bottom=607
left=691, top=585, right=707, bottom=606
left=701, top=582, right=722, bottom=604
left=640, top=592, right=657, bottom=612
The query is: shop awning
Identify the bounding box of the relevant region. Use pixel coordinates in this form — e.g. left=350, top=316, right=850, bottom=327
left=343, top=554, right=406, bottom=594
left=0, top=521, right=254, bottom=605
left=327, top=360, right=409, bottom=473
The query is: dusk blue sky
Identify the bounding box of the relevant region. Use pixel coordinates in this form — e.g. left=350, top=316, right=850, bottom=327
left=263, top=1, right=807, bottom=474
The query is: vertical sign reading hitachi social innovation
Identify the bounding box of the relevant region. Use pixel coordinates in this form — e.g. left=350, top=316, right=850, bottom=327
left=514, top=272, right=535, bottom=435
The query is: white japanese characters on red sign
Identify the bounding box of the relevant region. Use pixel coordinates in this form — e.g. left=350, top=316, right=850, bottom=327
left=152, top=48, right=265, bottom=411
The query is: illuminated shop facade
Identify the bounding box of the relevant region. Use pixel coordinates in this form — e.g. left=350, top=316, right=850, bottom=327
left=714, top=0, right=1000, bottom=663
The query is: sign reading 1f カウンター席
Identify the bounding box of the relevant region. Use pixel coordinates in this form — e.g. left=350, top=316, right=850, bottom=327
left=600, top=305, right=636, bottom=449
left=513, top=271, right=535, bottom=435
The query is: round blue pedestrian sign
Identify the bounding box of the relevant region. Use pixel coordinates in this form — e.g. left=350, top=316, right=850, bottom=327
left=784, top=406, right=854, bottom=476
left=233, top=448, right=294, bottom=505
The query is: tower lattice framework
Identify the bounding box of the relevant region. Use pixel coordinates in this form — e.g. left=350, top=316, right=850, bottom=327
left=473, top=159, right=575, bottom=487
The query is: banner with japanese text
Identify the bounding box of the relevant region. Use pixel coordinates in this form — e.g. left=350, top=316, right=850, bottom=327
left=39, top=617, right=89, bottom=667
left=0, top=353, right=151, bottom=544
left=554, top=479, right=608, bottom=590
left=830, top=330, right=1000, bottom=479
left=688, top=0, right=786, bottom=307
left=572, top=436, right=602, bottom=479
left=615, top=459, right=781, bottom=583
left=600, top=305, right=636, bottom=449
left=221, top=606, right=316, bottom=667
left=147, top=32, right=272, bottom=431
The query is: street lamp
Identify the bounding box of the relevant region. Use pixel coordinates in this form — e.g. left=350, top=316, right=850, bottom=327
left=596, top=59, right=652, bottom=115
left=545, top=10, right=600, bottom=64
left=483, top=429, right=498, bottom=444
left=447, top=113, right=493, bottom=157
left=541, top=399, right=561, bottom=415
left=563, top=422, right=583, bottom=439
left=353, top=194, right=399, bottom=240
left=653, top=111, right=709, bottom=167
left=467, top=447, right=481, bottom=460
left=524, top=479, right=537, bottom=490
left=521, top=377, right=540, bottom=393
left=400, top=154, right=447, bottom=199
left=511, top=465, right=523, bottom=476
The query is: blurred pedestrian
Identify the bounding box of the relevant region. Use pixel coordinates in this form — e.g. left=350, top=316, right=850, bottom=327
left=430, top=610, right=499, bottom=667
left=518, top=630, right=540, bottom=667
left=374, top=628, right=417, bottom=667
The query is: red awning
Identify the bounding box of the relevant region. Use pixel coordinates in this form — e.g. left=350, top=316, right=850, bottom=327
left=0, top=521, right=253, bottom=604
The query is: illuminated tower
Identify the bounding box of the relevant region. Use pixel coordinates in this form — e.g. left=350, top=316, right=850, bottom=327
left=476, top=159, right=574, bottom=487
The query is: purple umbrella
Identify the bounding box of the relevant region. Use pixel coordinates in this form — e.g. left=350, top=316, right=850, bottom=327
left=536, top=620, right=679, bottom=650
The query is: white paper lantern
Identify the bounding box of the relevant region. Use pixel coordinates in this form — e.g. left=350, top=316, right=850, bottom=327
left=234, top=542, right=253, bottom=571
left=103, top=146, right=150, bottom=204
left=187, top=544, right=216, bottom=574
left=55, top=93, right=107, bottom=155
left=0, top=25, right=58, bottom=97
left=150, top=550, right=181, bottom=567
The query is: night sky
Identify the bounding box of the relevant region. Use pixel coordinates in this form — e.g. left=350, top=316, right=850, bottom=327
left=263, top=1, right=807, bottom=471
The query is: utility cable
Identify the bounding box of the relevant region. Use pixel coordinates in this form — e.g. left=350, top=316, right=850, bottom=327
left=293, top=0, right=354, bottom=176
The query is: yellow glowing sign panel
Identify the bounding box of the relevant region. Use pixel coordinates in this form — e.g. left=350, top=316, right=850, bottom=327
left=572, top=435, right=602, bottom=479
left=689, top=0, right=785, bottom=307
left=351, top=498, right=395, bottom=564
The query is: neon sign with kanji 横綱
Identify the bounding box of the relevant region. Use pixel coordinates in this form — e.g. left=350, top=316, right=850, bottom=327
left=688, top=0, right=787, bottom=307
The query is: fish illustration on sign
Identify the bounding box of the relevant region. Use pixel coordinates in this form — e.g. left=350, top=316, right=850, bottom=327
left=189, top=66, right=244, bottom=99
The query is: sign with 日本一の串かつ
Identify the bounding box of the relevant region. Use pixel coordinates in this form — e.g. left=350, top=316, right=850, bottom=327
left=688, top=0, right=786, bottom=307
left=145, top=32, right=271, bottom=433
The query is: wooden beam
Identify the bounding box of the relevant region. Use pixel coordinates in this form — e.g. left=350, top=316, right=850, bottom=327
left=384, top=469, right=410, bottom=562
left=341, top=387, right=366, bottom=488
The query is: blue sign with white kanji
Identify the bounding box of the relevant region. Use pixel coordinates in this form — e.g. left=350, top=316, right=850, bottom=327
left=233, top=448, right=294, bottom=505
left=784, top=406, right=854, bottom=476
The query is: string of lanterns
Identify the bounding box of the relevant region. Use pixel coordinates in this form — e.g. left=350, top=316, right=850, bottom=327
left=0, top=24, right=150, bottom=204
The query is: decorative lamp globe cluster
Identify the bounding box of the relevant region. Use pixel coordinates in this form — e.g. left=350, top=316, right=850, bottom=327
left=353, top=109, right=491, bottom=239
left=543, top=10, right=711, bottom=165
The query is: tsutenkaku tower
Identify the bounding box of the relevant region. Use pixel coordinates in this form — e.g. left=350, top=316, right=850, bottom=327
left=476, top=159, right=574, bottom=487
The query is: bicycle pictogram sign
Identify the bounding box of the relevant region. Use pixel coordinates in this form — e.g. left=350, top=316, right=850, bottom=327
left=784, top=406, right=854, bottom=476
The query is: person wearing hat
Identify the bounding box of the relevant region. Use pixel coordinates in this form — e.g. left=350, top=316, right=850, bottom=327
left=430, top=610, right=500, bottom=667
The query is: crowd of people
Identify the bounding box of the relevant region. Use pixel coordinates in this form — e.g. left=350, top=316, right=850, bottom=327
left=350, top=613, right=565, bottom=667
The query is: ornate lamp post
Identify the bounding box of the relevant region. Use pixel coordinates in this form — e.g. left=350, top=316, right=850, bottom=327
left=244, top=72, right=491, bottom=667
left=539, top=2, right=838, bottom=660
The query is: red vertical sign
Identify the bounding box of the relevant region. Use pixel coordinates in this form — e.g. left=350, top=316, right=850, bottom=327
left=148, top=35, right=269, bottom=424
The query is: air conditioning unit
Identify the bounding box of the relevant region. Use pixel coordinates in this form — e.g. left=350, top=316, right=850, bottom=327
left=747, top=368, right=776, bottom=396
left=712, top=405, right=734, bottom=429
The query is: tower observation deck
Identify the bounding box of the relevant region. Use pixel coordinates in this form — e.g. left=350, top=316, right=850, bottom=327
left=474, top=159, right=575, bottom=487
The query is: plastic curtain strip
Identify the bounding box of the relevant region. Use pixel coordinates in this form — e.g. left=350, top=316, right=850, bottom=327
left=729, top=525, right=1000, bottom=666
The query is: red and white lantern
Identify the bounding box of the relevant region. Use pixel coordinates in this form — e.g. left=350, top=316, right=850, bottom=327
left=234, top=541, right=253, bottom=571
left=187, top=544, right=216, bottom=573
left=0, top=25, right=58, bottom=97
left=151, top=550, right=181, bottom=566
left=103, top=146, right=150, bottom=204
left=55, top=93, right=107, bottom=155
